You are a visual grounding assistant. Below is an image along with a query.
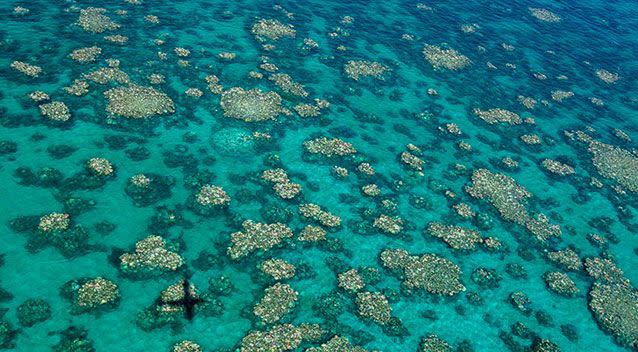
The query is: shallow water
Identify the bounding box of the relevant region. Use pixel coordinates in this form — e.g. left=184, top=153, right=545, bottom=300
left=0, top=0, right=637, bottom=351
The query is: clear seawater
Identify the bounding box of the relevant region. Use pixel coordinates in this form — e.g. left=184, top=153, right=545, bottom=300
left=0, top=0, right=637, bottom=351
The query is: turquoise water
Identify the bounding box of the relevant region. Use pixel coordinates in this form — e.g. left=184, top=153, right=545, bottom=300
left=1, top=0, right=637, bottom=351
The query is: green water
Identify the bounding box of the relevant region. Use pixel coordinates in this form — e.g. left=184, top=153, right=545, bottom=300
left=1, top=0, right=637, bottom=351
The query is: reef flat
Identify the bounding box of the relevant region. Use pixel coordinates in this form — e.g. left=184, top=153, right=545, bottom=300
left=0, top=0, right=637, bottom=351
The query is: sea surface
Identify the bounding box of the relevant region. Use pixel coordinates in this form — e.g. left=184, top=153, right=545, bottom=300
left=0, top=0, right=637, bottom=351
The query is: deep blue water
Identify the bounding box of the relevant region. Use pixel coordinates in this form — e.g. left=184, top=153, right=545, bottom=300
left=0, top=0, right=637, bottom=351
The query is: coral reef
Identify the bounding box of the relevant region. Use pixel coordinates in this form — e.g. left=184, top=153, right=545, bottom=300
left=380, top=249, right=465, bottom=295
left=104, top=85, right=174, bottom=119
left=220, top=87, right=283, bottom=122
left=344, top=61, right=390, bottom=80
left=253, top=283, right=298, bottom=324
left=227, top=220, right=294, bottom=259
left=423, top=44, right=470, bottom=70
left=120, top=235, right=183, bottom=275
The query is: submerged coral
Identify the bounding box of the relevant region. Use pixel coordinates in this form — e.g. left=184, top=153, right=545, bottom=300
left=192, top=184, right=230, bottom=213
left=466, top=169, right=530, bottom=222
left=60, top=277, right=120, bottom=314
left=172, top=341, right=203, bottom=352
left=38, top=213, right=70, bottom=233
left=304, top=137, right=356, bottom=157
left=260, top=258, right=296, bottom=280
left=86, top=158, right=114, bottom=177
left=588, top=141, right=638, bottom=192
left=84, top=67, right=130, bottom=85
left=420, top=334, right=451, bottom=352
left=380, top=249, right=465, bottom=295
left=262, top=168, right=301, bottom=199
left=220, top=87, right=283, bottom=122
left=373, top=214, right=404, bottom=235
left=299, top=204, right=341, bottom=227
left=344, top=60, right=390, bottom=80
left=356, top=291, right=392, bottom=324
left=584, top=257, right=628, bottom=286
left=69, top=46, right=102, bottom=63
left=473, top=108, right=522, bottom=125
left=298, top=225, right=327, bottom=242
left=529, top=7, right=562, bottom=23
left=240, top=323, right=322, bottom=352
left=589, top=283, right=638, bottom=348
left=423, top=44, right=470, bottom=70
left=547, top=249, right=582, bottom=271
left=253, top=283, right=298, bottom=324
left=400, top=151, right=424, bottom=171
left=64, top=80, right=90, bottom=96
left=427, top=222, right=483, bottom=250
left=227, top=220, right=294, bottom=259
left=120, top=235, right=183, bottom=274
left=1, top=1, right=636, bottom=351
left=29, top=91, right=49, bottom=102
left=39, top=102, right=71, bottom=122
left=11, top=61, right=42, bottom=77
left=77, top=7, right=120, bottom=33
left=306, top=336, right=367, bottom=352
left=338, top=269, right=365, bottom=293
left=542, top=159, right=575, bottom=176
left=543, top=272, right=579, bottom=297
left=466, top=169, right=560, bottom=241
left=16, top=299, right=51, bottom=327
left=104, top=85, right=175, bottom=119
left=294, top=103, right=321, bottom=118
left=269, top=73, right=308, bottom=97
left=251, top=19, right=296, bottom=40
left=596, top=69, right=620, bottom=83
left=76, top=277, right=120, bottom=308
